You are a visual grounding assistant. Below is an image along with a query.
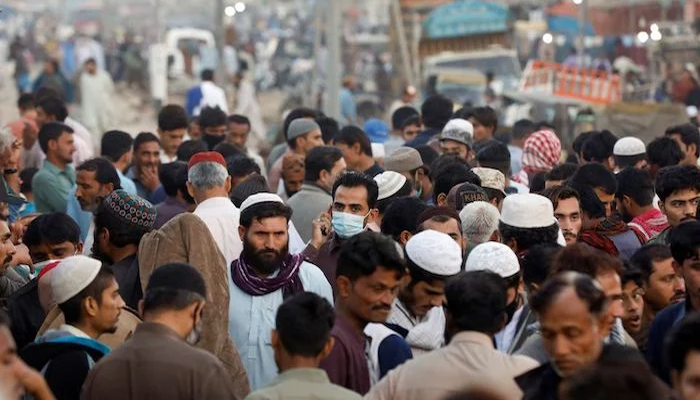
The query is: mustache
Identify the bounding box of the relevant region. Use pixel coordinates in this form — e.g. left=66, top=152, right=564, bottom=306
left=371, top=304, right=391, bottom=312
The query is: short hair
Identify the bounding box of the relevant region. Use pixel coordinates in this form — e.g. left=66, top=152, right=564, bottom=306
left=551, top=243, right=624, bottom=277
left=540, top=185, right=580, bottom=211
left=335, top=126, right=372, bottom=157
left=380, top=197, right=430, bottom=241
left=569, top=181, right=606, bottom=219
left=615, top=153, right=647, bottom=169
left=316, top=116, right=340, bottom=144
left=199, top=106, right=228, bottom=130
left=159, top=161, right=190, bottom=199
left=421, top=95, right=454, bottom=130
left=573, top=132, right=592, bottom=156
left=499, top=222, right=560, bottom=252
left=570, top=163, right=617, bottom=195
left=231, top=174, right=269, bottom=208
left=647, top=137, right=684, bottom=168
left=529, top=172, right=547, bottom=193
left=76, top=158, right=122, bottom=189
left=616, top=167, right=654, bottom=206
left=547, top=163, right=578, bottom=182
left=213, top=142, right=244, bottom=159
left=377, top=180, right=413, bottom=216
left=469, top=106, right=499, bottom=132
left=430, top=155, right=471, bottom=180
left=562, top=358, right=662, bottom=400
left=332, top=172, right=379, bottom=209
left=305, top=146, right=344, bottom=182
left=621, top=262, right=644, bottom=288
left=512, top=119, right=535, bottom=140
left=336, top=231, right=404, bottom=282
left=669, top=221, right=700, bottom=265
left=415, top=145, right=439, bottom=170
left=477, top=141, right=511, bottom=176
left=433, top=164, right=481, bottom=204
left=227, top=155, right=261, bottom=179
left=667, top=313, right=700, bottom=373
left=240, top=201, right=293, bottom=228
left=445, top=271, right=507, bottom=334
left=176, top=140, right=208, bottom=162
left=95, top=201, right=153, bottom=248
left=101, top=130, right=134, bottom=162
left=666, top=123, right=700, bottom=157
left=521, top=243, right=563, bottom=289
left=133, top=132, right=160, bottom=152
left=23, top=212, right=81, bottom=248
left=391, top=106, right=419, bottom=130
left=158, top=104, right=189, bottom=131
left=59, top=266, right=115, bottom=324
left=38, top=121, right=73, bottom=154
left=630, top=245, right=673, bottom=283
left=228, top=114, right=251, bottom=128
left=276, top=292, right=335, bottom=357
left=188, top=162, right=228, bottom=191
left=19, top=168, right=38, bottom=194
left=36, top=96, right=67, bottom=122
left=283, top=108, right=318, bottom=140
left=142, top=263, right=207, bottom=314
left=200, top=69, right=214, bottom=81
left=582, top=130, right=618, bottom=163
left=459, top=201, right=500, bottom=244
left=655, top=165, right=700, bottom=202
left=18, top=93, right=34, bottom=111
left=531, top=271, right=608, bottom=318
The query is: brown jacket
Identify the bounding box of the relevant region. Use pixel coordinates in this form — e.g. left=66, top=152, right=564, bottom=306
left=138, top=213, right=251, bottom=398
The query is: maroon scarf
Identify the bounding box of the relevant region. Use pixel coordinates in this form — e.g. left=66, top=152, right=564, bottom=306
left=231, top=253, right=305, bottom=298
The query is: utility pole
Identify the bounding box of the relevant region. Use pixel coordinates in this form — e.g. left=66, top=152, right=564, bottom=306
left=577, top=0, right=588, bottom=67
left=324, top=0, right=341, bottom=120
left=215, top=0, right=227, bottom=88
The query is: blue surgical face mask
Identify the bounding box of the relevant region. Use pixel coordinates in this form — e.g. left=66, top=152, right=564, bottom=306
left=332, top=211, right=368, bottom=239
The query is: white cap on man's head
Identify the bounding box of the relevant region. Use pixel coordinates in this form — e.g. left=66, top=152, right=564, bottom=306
left=50, top=256, right=103, bottom=305
left=464, top=242, right=520, bottom=278
left=500, top=193, right=556, bottom=229
left=405, top=230, right=462, bottom=277
left=240, top=193, right=284, bottom=213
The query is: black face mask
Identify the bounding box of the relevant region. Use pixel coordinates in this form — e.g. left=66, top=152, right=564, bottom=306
left=202, top=133, right=225, bottom=150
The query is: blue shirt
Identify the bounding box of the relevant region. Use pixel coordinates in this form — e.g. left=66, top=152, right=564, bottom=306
left=405, top=128, right=439, bottom=148
left=117, top=170, right=137, bottom=196
left=340, top=88, right=357, bottom=126
left=647, top=300, right=689, bottom=383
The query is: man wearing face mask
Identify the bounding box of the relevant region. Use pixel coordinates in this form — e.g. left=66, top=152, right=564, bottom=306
left=198, top=106, right=229, bottom=150
left=304, top=172, right=379, bottom=293
left=82, top=263, right=245, bottom=400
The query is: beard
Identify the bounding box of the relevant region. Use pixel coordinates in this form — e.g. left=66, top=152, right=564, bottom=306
left=91, top=229, right=112, bottom=264
left=242, top=236, right=289, bottom=276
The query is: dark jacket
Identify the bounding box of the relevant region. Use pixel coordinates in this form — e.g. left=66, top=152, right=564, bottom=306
left=647, top=300, right=690, bottom=383
left=405, top=128, right=440, bottom=148
left=7, top=279, right=44, bottom=350
left=509, top=304, right=538, bottom=354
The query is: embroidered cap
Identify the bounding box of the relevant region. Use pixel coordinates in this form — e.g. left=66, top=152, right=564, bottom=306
left=103, top=190, right=157, bottom=230
left=439, top=119, right=474, bottom=148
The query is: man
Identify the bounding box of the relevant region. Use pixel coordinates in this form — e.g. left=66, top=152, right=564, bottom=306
left=388, top=85, right=419, bottom=117
left=335, top=126, right=383, bottom=178
left=466, top=106, right=499, bottom=152
left=366, top=271, right=539, bottom=400
left=303, top=172, right=379, bottom=292
left=405, top=95, right=453, bottom=148
left=508, top=119, right=535, bottom=177
left=32, top=122, right=76, bottom=213
left=477, top=141, right=529, bottom=194
left=384, top=147, right=429, bottom=202
left=630, top=245, right=684, bottom=353
left=230, top=193, right=332, bottom=390
left=570, top=163, right=617, bottom=218
left=233, top=70, right=266, bottom=147
left=472, top=167, right=506, bottom=210
left=228, top=156, right=262, bottom=190
left=392, top=108, right=422, bottom=145
left=93, top=190, right=156, bottom=309
left=613, top=136, right=648, bottom=170
left=0, top=208, right=21, bottom=300
left=21, top=256, right=123, bottom=400
left=82, top=263, right=245, bottom=400
left=288, top=146, right=346, bottom=243
left=540, top=185, right=582, bottom=245
left=438, top=119, right=474, bottom=161
left=127, top=132, right=166, bottom=204
left=228, top=114, right=266, bottom=175
left=667, top=313, right=700, bottom=400
left=432, top=162, right=480, bottom=207
left=647, top=136, right=685, bottom=179
left=268, top=119, right=324, bottom=193
left=100, top=130, right=137, bottom=195
left=280, top=154, right=304, bottom=200
left=155, top=161, right=195, bottom=228
left=197, top=106, right=228, bottom=150
left=157, top=104, right=189, bottom=164
left=415, top=207, right=465, bottom=252
left=385, top=230, right=461, bottom=355
left=616, top=167, right=669, bottom=242
left=340, top=77, right=357, bottom=126
left=185, top=69, right=228, bottom=117
left=582, top=130, right=618, bottom=172
left=665, top=123, right=700, bottom=167
left=544, top=163, right=578, bottom=189
left=649, top=165, right=700, bottom=245
left=187, top=152, right=242, bottom=268
left=621, top=266, right=645, bottom=341
left=34, top=94, right=93, bottom=164
left=459, top=201, right=501, bottom=253
left=380, top=197, right=430, bottom=246
left=320, top=231, right=404, bottom=394
left=7, top=213, right=82, bottom=350
left=79, top=58, right=115, bottom=140
left=499, top=194, right=561, bottom=256
left=520, top=129, right=562, bottom=185
left=372, top=171, right=412, bottom=230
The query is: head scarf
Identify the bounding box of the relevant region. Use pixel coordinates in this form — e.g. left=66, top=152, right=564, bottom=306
left=522, top=130, right=562, bottom=175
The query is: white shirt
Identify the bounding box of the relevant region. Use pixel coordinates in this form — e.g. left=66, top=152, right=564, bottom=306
left=495, top=305, right=524, bottom=353
left=59, top=324, right=91, bottom=339
left=198, top=81, right=229, bottom=115
left=193, top=197, right=242, bottom=269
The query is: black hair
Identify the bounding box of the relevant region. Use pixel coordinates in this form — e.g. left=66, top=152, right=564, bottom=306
left=621, top=262, right=645, bottom=288
left=157, top=104, right=189, bottom=132
left=630, top=245, right=673, bottom=283
left=421, top=95, right=454, bottom=130
left=213, top=142, right=244, bottom=159
left=615, top=152, right=647, bottom=169
left=570, top=163, right=617, bottom=195
left=616, top=167, right=654, bottom=206
left=377, top=180, right=413, bottom=215
left=647, top=137, right=684, bottom=169
left=305, top=146, right=343, bottom=182
left=540, top=185, right=580, bottom=212
left=18, top=93, right=34, bottom=111
left=521, top=243, right=563, bottom=289
left=176, top=140, right=208, bottom=162
left=582, top=130, right=618, bottom=163
left=0, top=309, right=9, bottom=328
left=199, top=106, right=228, bottom=130
left=477, top=140, right=511, bottom=176
left=415, top=145, right=439, bottom=171
left=469, top=106, right=499, bottom=133
left=380, top=197, right=430, bottom=241
left=159, top=161, right=192, bottom=202
left=283, top=108, right=318, bottom=140
left=445, top=271, right=507, bottom=334
left=19, top=168, right=38, bottom=194
left=335, top=126, right=372, bottom=157
left=240, top=201, right=293, bottom=228
left=38, top=121, right=73, bottom=154
left=511, top=119, right=536, bottom=140
left=36, top=96, right=67, bottom=122
left=143, top=263, right=207, bottom=313
left=231, top=174, right=269, bottom=208
left=402, top=115, right=421, bottom=130
left=669, top=221, right=700, bottom=265
left=391, top=106, right=419, bottom=130
left=276, top=292, right=335, bottom=357
left=336, top=231, right=404, bottom=282
left=332, top=172, right=379, bottom=209
left=562, top=358, right=663, bottom=400
left=529, top=172, right=547, bottom=193
left=573, top=132, right=593, bottom=156
left=551, top=243, right=624, bottom=277
left=76, top=158, right=122, bottom=189
left=200, top=69, right=214, bottom=81
left=667, top=313, right=700, bottom=374
left=60, top=266, right=115, bottom=324
left=94, top=202, right=153, bottom=248
left=433, top=163, right=481, bottom=204
left=228, top=114, right=251, bottom=127
left=655, top=165, right=700, bottom=202
left=101, top=130, right=134, bottom=162
left=133, top=132, right=160, bottom=152
left=499, top=222, right=560, bottom=252
left=316, top=116, right=340, bottom=144
left=227, top=155, right=261, bottom=179
left=547, top=163, right=578, bottom=182
left=429, top=155, right=471, bottom=180
left=531, top=271, right=608, bottom=317
left=666, top=123, right=700, bottom=158
left=569, top=181, right=606, bottom=219
left=23, top=212, right=81, bottom=248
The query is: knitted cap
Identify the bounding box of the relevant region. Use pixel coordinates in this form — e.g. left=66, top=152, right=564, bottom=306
left=103, top=190, right=157, bottom=230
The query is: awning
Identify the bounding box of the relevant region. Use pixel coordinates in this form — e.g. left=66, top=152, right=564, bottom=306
left=423, top=0, right=510, bottom=40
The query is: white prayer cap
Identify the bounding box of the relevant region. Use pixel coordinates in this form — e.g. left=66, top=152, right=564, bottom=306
left=500, top=193, right=557, bottom=229
left=240, top=193, right=285, bottom=213
left=405, top=230, right=462, bottom=277
left=613, top=137, right=646, bottom=157
left=374, top=171, right=408, bottom=201
left=50, top=256, right=102, bottom=305
left=371, top=143, right=386, bottom=158
left=465, top=242, right=520, bottom=278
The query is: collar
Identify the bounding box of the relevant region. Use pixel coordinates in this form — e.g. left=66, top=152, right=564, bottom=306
left=394, top=298, right=421, bottom=326
left=59, top=324, right=91, bottom=339
left=134, top=321, right=184, bottom=341
left=448, top=331, right=495, bottom=348
left=274, top=368, right=331, bottom=385
left=195, top=196, right=237, bottom=210
left=43, top=160, right=70, bottom=175
left=301, top=182, right=331, bottom=195
left=334, top=314, right=368, bottom=346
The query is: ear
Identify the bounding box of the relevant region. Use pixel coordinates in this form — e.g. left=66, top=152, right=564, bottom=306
left=690, top=143, right=698, bottom=158
left=436, top=193, right=447, bottom=207
left=224, top=176, right=232, bottom=194
left=84, top=296, right=99, bottom=318
left=658, top=199, right=665, bottom=213
left=271, top=329, right=280, bottom=350
left=238, top=225, right=246, bottom=241
left=399, top=230, right=412, bottom=246
left=489, top=230, right=501, bottom=243
left=76, top=242, right=84, bottom=254
left=101, top=228, right=111, bottom=247
left=336, top=276, right=352, bottom=300
left=506, top=237, right=518, bottom=252
left=607, top=156, right=616, bottom=170
left=318, top=337, right=335, bottom=360
left=352, top=142, right=362, bottom=155
left=186, top=181, right=195, bottom=199
left=137, top=300, right=145, bottom=318
left=623, top=195, right=632, bottom=210
left=105, top=183, right=115, bottom=194
left=368, top=209, right=379, bottom=224
left=319, top=169, right=330, bottom=183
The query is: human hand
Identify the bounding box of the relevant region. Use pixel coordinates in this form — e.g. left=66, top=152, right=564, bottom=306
left=11, top=357, right=55, bottom=400
left=310, top=212, right=331, bottom=249
left=140, top=165, right=160, bottom=192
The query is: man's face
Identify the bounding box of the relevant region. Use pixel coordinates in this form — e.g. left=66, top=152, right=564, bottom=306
left=421, top=218, right=464, bottom=252
left=28, top=241, right=80, bottom=264
left=0, top=221, right=16, bottom=272
left=35, top=106, right=54, bottom=128
left=227, top=122, right=250, bottom=148
left=240, top=216, right=289, bottom=276
left=76, top=170, right=111, bottom=213
left=0, top=326, right=22, bottom=399
left=673, top=350, right=700, bottom=400
left=160, top=129, right=186, bottom=157
left=51, top=132, right=76, bottom=164
left=440, top=140, right=469, bottom=160
left=621, top=280, right=645, bottom=334
left=339, top=267, right=401, bottom=324
left=661, top=189, right=700, bottom=227
left=645, top=257, right=685, bottom=312
left=333, top=185, right=371, bottom=217
left=678, top=250, right=700, bottom=308
left=540, top=287, right=608, bottom=377
left=593, top=187, right=615, bottom=218
left=284, top=175, right=303, bottom=198
left=554, top=197, right=582, bottom=245
left=336, top=143, right=359, bottom=170
left=136, top=141, right=161, bottom=168
left=93, top=278, right=124, bottom=334
left=401, top=124, right=421, bottom=142
left=298, top=129, right=324, bottom=154
left=85, top=61, right=97, bottom=74
left=669, top=133, right=697, bottom=165
left=189, top=120, right=202, bottom=140
left=319, top=158, right=347, bottom=192
left=468, top=117, right=493, bottom=143
left=400, top=279, right=446, bottom=319
left=597, top=271, right=624, bottom=329
left=204, top=124, right=227, bottom=138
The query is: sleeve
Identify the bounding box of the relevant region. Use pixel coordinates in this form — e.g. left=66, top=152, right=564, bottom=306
left=302, top=243, right=320, bottom=265
left=377, top=335, right=413, bottom=379
left=319, top=336, right=349, bottom=388
left=647, top=312, right=671, bottom=382
left=32, top=173, right=66, bottom=213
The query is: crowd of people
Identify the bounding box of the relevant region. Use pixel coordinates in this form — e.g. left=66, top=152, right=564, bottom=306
left=1, top=78, right=700, bottom=400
